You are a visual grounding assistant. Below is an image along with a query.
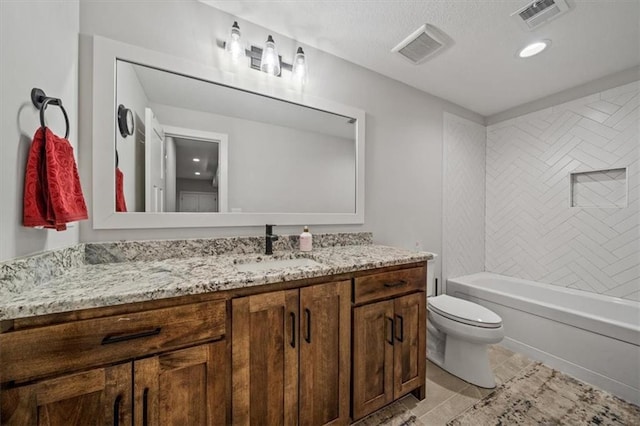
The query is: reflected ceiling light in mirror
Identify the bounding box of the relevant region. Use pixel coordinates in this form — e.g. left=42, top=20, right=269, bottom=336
left=225, top=21, right=244, bottom=63
left=194, top=172, right=201, bottom=176
left=193, top=158, right=200, bottom=162
left=292, top=47, right=308, bottom=85
left=260, top=35, right=281, bottom=76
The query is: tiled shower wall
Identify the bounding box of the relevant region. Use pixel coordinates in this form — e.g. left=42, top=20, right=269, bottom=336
left=442, top=113, right=486, bottom=285
left=486, top=81, right=639, bottom=301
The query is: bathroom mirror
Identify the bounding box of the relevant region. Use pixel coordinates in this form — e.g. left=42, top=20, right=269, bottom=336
left=115, top=60, right=355, bottom=215
left=91, top=36, right=365, bottom=229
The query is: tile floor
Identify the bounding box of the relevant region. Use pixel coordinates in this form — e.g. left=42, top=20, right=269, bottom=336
left=353, top=345, right=535, bottom=426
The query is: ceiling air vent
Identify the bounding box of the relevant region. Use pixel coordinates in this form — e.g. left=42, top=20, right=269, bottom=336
left=392, top=24, right=447, bottom=65
left=511, top=0, right=570, bottom=31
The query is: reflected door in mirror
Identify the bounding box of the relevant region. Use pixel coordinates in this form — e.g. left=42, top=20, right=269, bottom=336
left=145, top=107, right=165, bottom=212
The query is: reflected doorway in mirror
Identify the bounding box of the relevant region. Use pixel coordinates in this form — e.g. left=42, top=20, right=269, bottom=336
left=162, top=126, right=228, bottom=213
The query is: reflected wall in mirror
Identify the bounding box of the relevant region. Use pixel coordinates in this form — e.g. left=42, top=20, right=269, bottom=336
left=115, top=60, right=356, bottom=214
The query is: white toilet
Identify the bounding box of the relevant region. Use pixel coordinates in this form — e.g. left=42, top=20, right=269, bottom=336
left=426, top=263, right=504, bottom=388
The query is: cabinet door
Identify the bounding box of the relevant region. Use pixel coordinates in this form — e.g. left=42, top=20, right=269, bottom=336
left=134, top=341, right=226, bottom=426
left=232, top=290, right=299, bottom=425
left=299, top=281, right=351, bottom=426
left=0, top=363, right=131, bottom=426
left=352, top=300, right=395, bottom=420
left=393, top=292, right=426, bottom=399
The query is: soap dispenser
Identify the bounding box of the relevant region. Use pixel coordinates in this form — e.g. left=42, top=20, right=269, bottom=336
left=299, top=226, right=313, bottom=252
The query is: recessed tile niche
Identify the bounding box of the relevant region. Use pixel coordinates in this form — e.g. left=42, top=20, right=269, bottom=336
left=571, top=168, right=627, bottom=208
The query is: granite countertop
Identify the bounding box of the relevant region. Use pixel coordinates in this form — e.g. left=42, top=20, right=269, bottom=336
left=0, top=242, right=433, bottom=321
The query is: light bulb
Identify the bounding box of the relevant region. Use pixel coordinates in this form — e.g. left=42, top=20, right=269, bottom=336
left=260, top=35, right=281, bottom=76
left=226, top=21, right=244, bottom=63
left=518, top=40, right=550, bottom=58
left=292, top=47, right=308, bottom=85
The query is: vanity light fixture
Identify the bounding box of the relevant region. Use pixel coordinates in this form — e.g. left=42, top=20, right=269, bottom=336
left=518, top=40, right=551, bottom=58
left=194, top=172, right=201, bottom=176
left=193, top=158, right=200, bottom=162
left=220, top=22, right=307, bottom=82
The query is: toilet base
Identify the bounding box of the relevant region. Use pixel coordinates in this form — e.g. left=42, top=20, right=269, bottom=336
left=443, top=335, right=496, bottom=388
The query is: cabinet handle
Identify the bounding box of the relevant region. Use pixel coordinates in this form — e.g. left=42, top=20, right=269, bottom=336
left=290, top=312, right=296, bottom=348
left=384, top=280, right=407, bottom=288
left=113, top=394, right=122, bottom=426
left=395, top=314, right=404, bottom=342
left=101, top=328, right=162, bottom=345
left=142, top=388, right=149, bottom=426
left=386, top=317, right=394, bottom=345
left=305, top=308, right=311, bottom=344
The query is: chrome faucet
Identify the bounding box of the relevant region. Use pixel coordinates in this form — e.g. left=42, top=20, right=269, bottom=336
left=265, top=224, right=278, bottom=255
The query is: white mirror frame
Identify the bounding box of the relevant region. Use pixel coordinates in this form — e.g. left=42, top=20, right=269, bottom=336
left=91, top=36, right=365, bottom=229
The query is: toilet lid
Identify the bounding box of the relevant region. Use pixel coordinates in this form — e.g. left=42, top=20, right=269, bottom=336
left=428, top=295, right=502, bottom=328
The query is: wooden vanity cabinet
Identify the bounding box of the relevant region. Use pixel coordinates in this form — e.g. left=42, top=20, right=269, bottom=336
left=231, top=280, right=351, bottom=426
left=1, top=261, right=427, bottom=426
left=352, top=267, right=426, bottom=420
left=0, top=300, right=228, bottom=426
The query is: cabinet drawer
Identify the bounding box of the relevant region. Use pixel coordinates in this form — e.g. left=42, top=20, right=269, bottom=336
left=0, top=300, right=226, bottom=383
left=354, top=267, right=425, bottom=304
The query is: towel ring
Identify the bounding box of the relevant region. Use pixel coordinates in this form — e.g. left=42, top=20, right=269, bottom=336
left=31, top=88, right=70, bottom=139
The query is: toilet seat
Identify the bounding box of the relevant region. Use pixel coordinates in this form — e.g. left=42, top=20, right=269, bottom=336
left=428, top=295, right=502, bottom=329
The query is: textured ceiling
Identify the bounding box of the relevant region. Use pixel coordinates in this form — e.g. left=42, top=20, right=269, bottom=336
left=201, top=0, right=640, bottom=116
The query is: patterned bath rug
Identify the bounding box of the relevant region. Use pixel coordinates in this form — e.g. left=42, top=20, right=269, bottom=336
left=448, top=363, right=640, bottom=425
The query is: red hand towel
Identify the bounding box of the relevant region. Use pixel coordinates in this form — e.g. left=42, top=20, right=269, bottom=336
left=115, top=167, right=128, bottom=212
left=23, top=127, right=88, bottom=231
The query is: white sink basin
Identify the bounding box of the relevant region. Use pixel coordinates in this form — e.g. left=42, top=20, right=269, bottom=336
left=235, top=258, right=323, bottom=273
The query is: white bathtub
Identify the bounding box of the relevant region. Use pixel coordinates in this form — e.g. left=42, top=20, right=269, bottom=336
left=447, top=272, right=640, bottom=405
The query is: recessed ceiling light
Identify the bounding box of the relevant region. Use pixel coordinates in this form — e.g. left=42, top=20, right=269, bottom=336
left=194, top=172, right=201, bottom=176
left=518, top=40, right=550, bottom=58
left=193, top=158, right=200, bottom=162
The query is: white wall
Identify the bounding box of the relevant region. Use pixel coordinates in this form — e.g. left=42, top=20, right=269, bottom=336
left=0, top=0, right=80, bottom=261
left=150, top=103, right=355, bottom=214
left=116, top=60, right=148, bottom=212
left=442, top=113, right=486, bottom=286
left=486, top=81, right=639, bottom=301
left=78, top=0, right=483, bottom=282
